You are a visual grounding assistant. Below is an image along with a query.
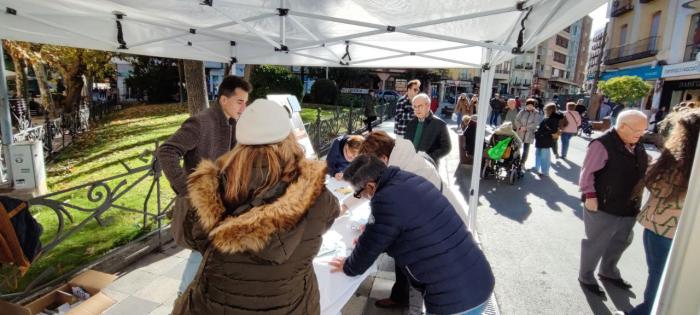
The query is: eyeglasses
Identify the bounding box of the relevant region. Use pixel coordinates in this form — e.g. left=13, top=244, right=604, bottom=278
left=353, top=186, right=365, bottom=199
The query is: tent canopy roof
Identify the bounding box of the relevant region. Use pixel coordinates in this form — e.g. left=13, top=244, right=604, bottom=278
left=0, top=0, right=604, bottom=68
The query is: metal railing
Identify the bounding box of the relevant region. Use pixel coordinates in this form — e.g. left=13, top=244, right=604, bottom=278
left=0, top=143, right=171, bottom=301
left=611, top=0, right=634, bottom=17
left=605, top=36, right=659, bottom=65
left=304, top=101, right=397, bottom=156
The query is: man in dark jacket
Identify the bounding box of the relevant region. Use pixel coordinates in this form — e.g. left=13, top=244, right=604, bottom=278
left=330, top=155, right=495, bottom=315
left=578, top=110, right=649, bottom=297
left=404, top=93, right=451, bottom=164
left=155, top=75, right=251, bottom=292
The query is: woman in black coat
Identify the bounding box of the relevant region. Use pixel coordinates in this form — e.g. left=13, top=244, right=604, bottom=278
left=534, top=103, right=560, bottom=177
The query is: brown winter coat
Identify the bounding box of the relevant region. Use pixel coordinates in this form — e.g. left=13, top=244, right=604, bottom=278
left=181, top=157, right=340, bottom=315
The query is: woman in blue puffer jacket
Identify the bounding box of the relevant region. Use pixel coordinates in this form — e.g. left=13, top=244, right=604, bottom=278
left=330, top=155, right=495, bottom=315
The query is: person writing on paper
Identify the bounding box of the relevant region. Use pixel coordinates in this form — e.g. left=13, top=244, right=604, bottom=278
left=176, top=99, right=340, bottom=315
left=356, top=131, right=470, bottom=310
left=326, top=135, right=364, bottom=180
left=330, top=155, right=494, bottom=315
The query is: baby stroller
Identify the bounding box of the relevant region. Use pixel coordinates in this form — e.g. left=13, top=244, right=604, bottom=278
left=579, top=115, right=593, bottom=137
left=480, top=134, right=522, bottom=185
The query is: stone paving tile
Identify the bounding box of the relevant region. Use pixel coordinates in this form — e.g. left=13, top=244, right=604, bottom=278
left=133, top=276, right=181, bottom=305
left=101, top=287, right=130, bottom=303
left=109, top=269, right=160, bottom=295
left=342, top=295, right=368, bottom=315
left=133, top=253, right=186, bottom=276
left=148, top=304, right=174, bottom=315
left=103, top=296, right=160, bottom=315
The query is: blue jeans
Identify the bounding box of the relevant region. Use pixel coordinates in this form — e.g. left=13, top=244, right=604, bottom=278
left=489, top=110, right=500, bottom=126
left=560, top=132, right=575, bottom=158
left=628, top=229, right=673, bottom=315
left=534, top=148, right=551, bottom=175
left=178, top=251, right=203, bottom=294
left=427, top=300, right=487, bottom=315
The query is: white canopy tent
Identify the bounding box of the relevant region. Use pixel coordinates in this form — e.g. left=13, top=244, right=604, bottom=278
left=1, top=0, right=698, bottom=313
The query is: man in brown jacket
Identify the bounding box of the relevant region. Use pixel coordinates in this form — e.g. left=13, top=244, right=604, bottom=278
left=155, top=75, right=251, bottom=294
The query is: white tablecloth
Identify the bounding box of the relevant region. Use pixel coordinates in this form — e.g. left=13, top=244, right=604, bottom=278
left=314, top=177, right=376, bottom=315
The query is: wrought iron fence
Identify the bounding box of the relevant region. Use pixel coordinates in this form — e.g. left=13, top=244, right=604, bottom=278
left=304, top=101, right=397, bottom=156
left=10, top=99, right=121, bottom=160
left=0, top=143, right=171, bottom=301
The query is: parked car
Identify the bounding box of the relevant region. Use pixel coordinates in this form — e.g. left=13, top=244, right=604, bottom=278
left=376, top=90, right=400, bottom=103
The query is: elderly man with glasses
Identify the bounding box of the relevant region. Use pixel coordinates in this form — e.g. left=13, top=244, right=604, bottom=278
left=394, top=79, right=421, bottom=137
left=578, top=110, right=649, bottom=298
left=404, top=93, right=451, bottom=164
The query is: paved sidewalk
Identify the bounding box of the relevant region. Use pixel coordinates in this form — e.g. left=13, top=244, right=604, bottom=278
left=102, top=119, right=499, bottom=315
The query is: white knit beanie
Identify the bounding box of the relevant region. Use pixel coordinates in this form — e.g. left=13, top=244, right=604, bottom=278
left=236, top=99, right=293, bottom=145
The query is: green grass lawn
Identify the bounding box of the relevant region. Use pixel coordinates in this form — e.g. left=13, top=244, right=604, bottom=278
left=1, top=102, right=355, bottom=294
left=1, top=103, right=188, bottom=294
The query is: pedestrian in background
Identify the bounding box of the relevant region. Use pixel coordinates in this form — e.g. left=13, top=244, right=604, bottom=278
left=578, top=110, right=649, bottom=298
left=533, top=103, right=559, bottom=177
left=624, top=110, right=700, bottom=315
left=515, top=98, right=541, bottom=166
left=560, top=102, right=582, bottom=160
left=489, top=93, right=505, bottom=127
left=503, top=98, right=519, bottom=129
left=454, top=93, right=471, bottom=127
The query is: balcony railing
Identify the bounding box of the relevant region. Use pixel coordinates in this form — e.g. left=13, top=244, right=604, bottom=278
left=605, top=36, right=659, bottom=65
left=611, top=0, right=634, bottom=17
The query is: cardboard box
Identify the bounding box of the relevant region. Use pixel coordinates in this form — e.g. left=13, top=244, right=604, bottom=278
left=0, top=270, right=117, bottom=315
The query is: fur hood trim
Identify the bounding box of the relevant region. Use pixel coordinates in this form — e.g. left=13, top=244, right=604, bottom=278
left=187, top=159, right=327, bottom=254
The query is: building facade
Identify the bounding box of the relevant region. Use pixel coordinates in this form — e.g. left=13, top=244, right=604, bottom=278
left=601, top=0, right=700, bottom=111
left=532, top=16, right=592, bottom=100
left=585, top=28, right=607, bottom=91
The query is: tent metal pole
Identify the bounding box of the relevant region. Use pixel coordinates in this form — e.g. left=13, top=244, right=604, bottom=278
left=349, top=41, right=481, bottom=67
left=212, top=7, right=282, bottom=49
left=280, top=0, right=286, bottom=46
left=399, top=6, right=519, bottom=29
left=352, top=54, right=410, bottom=65
left=289, top=11, right=386, bottom=30
left=203, top=13, right=279, bottom=30
left=522, top=0, right=566, bottom=49
left=468, top=47, right=495, bottom=234
left=18, top=13, right=117, bottom=47
left=288, top=16, right=343, bottom=62
left=289, top=30, right=386, bottom=51
left=288, top=52, right=340, bottom=64
left=129, top=32, right=192, bottom=49
left=395, top=29, right=510, bottom=51
left=653, top=137, right=700, bottom=314
left=0, top=40, right=14, bottom=185
left=174, top=39, right=230, bottom=60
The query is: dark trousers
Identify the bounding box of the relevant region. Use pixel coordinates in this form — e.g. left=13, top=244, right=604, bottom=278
left=521, top=143, right=531, bottom=165
left=390, top=261, right=410, bottom=303
left=629, top=229, right=673, bottom=315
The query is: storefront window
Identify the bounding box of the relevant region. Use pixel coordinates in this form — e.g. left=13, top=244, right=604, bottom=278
left=685, top=13, right=700, bottom=62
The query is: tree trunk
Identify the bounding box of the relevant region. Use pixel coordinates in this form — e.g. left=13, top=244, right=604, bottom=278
left=30, top=61, right=55, bottom=116
left=244, top=64, right=255, bottom=81
left=11, top=58, right=26, bottom=99
left=177, top=59, right=184, bottom=105
left=183, top=59, right=209, bottom=115
left=62, top=61, right=86, bottom=113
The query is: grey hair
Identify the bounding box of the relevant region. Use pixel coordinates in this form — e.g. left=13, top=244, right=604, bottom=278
left=412, top=93, right=431, bottom=105
left=342, top=155, right=387, bottom=190
left=615, top=109, right=648, bottom=129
